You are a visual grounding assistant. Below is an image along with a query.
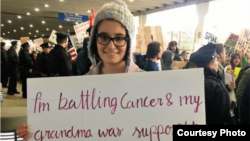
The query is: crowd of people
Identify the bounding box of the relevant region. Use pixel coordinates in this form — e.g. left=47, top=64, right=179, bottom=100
left=0, top=0, right=249, bottom=140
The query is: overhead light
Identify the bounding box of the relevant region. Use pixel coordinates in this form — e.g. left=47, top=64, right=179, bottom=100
left=36, top=30, right=39, bottom=33
left=35, top=35, right=37, bottom=38
left=21, top=27, right=24, bottom=30
left=3, top=33, right=5, bottom=35
left=59, top=0, right=64, bottom=1
left=1, top=24, right=3, bottom=27
left=8, top=20, right=12, bottom=23
left=46, top=28, right=49, bottom=31
left=42, top=34, right=44, bottom=37
left=17, top=15, right=22, bottom=19
left=30, top=24, right=33, bottom=27
left=35, top=8, right=39, bottom=11
left=76, top=13, right=78, bottom=16
left=59, top=25, right=62, bottom=28
left=129, top=0, right=134, bottom=1
left=87, top=10, right=91, bottom=13
left=42, top=21, right=46, bottom=24
left=8, top=32, right=10, bottom=34
left=68, top=30, right=70, bottom=32
left=27, top=12, right=31, bottom=15
left=13, top=30, right=16, bottom=32
left=66, top=19, right=70, bottom=21
left=44, top=4, right=49, bottom=8
left=29, top=32, right=31, bottom=35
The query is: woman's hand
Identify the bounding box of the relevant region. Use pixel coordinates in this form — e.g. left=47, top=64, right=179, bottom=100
left=16, top=124, right=29, bottom=141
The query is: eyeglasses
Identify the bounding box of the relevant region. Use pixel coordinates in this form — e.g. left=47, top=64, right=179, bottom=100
left=96, top=34, right=129, bottom=47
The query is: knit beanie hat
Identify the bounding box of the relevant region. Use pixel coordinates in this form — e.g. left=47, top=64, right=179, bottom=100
left=88, top=0, right=135, bottom=67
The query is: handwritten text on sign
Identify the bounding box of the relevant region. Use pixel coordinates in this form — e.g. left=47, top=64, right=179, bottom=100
left=235, top=28, right=250, bottom=53
left=224, top=33, right=239, bottom=56
left=27, top=69, right=205, bottom=141
left=73, top=21, right=89, bottom=43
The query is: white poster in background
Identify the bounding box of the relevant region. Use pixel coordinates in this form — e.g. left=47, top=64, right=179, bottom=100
left=203, top=32, right=218, bottom=45
left=70, top=35, right=83, bottom=50
left=33, top=38, right=44, bottom=51
left=48, top=30, right=57, bottom=44
left=73, top=21, right=90, bottom=43
left=27, top=69, right=205, bottom=141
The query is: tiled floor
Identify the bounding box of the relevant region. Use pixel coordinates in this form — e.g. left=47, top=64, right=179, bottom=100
left=1, top=81, right=27, bottom=131
left=1, top=81, right=27, bottom=108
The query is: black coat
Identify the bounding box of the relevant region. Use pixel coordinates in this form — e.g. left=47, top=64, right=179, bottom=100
left=38, top=52, right=50, bottom=75
left=7, top=47, right=19, bottom=70
left=19, top=50, right=33, bottom=69
left=204, top=68, right=230, bottom=124
left=241, top=80, right=250, bottom=124
left=1, top=48, right=8, bottom=71
left=49, top=45, right=72, bottom=76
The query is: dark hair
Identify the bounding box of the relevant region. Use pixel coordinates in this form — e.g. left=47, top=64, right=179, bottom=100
left=230, top=53, right=242, bottom=70
left=86, top=26, right=92, bottom=35
left=168, top=41, right=179, bottom=55
left=183, top=61, right=198, bottom=69
left=215, top=44, right=224, bottom=56
left=89, top=18, right=130, bottom=62
left=223, top=62, right=231, bottom=68
left=146, top=41, right=161, bottom=59
left=56, top=38, right=67, bottom=44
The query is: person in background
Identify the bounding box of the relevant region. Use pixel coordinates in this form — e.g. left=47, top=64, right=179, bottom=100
left=179, top=50, right=189, bottom=62
left=76, top=27, right=93, bottom=75
left=31, top=50, right=40, bottom=77
left=240, top=49, right=248, bottom=68
left=190, top=43, right=230, bottom=124
left=167, top=41, right=181, bottom=61
left=1, top=42, right=8, bottom=88
left=223, top=63, right=237, bottom=124
left=230, top=53, right=242, bottom=79
left=235, top=64, right=250, bottom=124
left=19, top=42, right=33, bottom=98
left=144, top=41, right=163, bottom=71
left=49, top=32, right=72, bottom=76
left=230, top=53, right=242, bottom=71
left=161, top=50, right=174, bottom=70
left=7, top=41, right=20, bottom=95
left=216, top=44, right=235, bottom=92
left=38, top=43, right=51, bottom=77
left=17, top=0, right=143, bottom=139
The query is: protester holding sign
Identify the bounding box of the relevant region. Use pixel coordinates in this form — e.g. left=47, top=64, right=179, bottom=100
left=86, top=0, right=142, bottom=74
left=17, top=1, right=142, bottom=139
left=189, top=43, right=231, bottom=124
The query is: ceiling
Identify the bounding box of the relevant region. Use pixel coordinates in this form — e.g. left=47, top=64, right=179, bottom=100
left=1, top=0, right=215, bottom=40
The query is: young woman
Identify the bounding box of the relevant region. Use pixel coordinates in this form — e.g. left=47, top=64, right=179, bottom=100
left=16, top=0, right=142, bottom=140
left=143, top=41, right=163, bottom=71
left=167, top=41, right=181, bottom=61
left=189, top=43, right=230, bottom=124
left=230, top=53, right=242, bottom=70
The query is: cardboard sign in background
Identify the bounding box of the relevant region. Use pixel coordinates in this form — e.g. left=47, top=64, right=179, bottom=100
left=27, top=69, right=205, bottom=141
left=235, top=28, right=250, bottom=53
